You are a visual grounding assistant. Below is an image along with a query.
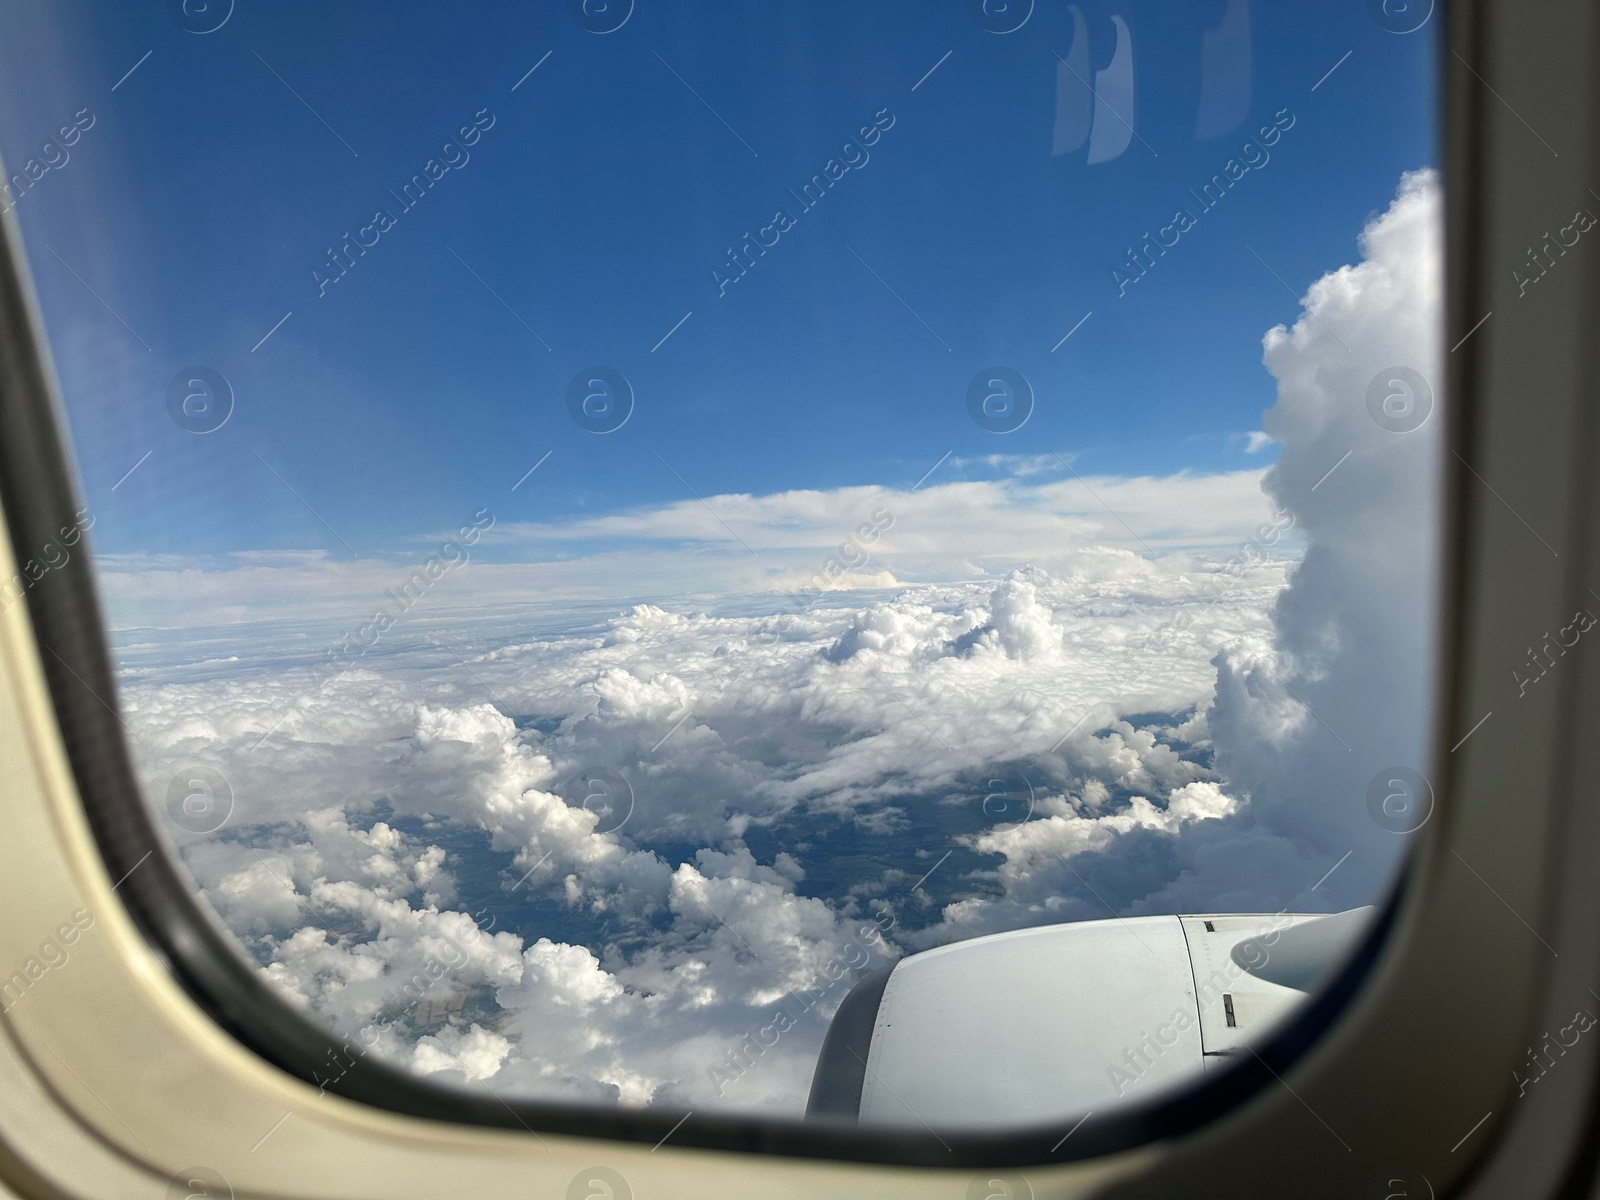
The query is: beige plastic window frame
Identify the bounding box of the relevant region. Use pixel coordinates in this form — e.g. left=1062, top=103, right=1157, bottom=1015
left=2, top=0, right=1600, bottom=1196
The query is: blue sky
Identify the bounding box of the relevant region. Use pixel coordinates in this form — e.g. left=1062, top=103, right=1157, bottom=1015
left=0, top=1, right=1435, bottom=567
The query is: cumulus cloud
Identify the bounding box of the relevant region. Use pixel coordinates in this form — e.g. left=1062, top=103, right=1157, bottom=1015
left=1155, top=168, right=1445, bottom=913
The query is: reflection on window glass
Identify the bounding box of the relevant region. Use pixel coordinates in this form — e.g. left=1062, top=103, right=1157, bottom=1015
left=0, top=1, right=1439, bottom=1127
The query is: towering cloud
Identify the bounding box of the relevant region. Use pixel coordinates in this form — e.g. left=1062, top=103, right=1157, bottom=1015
left=1186, top=167, right=1445, bottom=911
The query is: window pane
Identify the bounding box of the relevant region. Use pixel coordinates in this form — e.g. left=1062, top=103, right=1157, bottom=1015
left=0, top=1, right=1440, bottom=1128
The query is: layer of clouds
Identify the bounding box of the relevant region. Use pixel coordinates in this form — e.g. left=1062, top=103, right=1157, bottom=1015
left=95, top=464, right=1280, bottom=630
left=124, top=562, right=1280, bottom=1110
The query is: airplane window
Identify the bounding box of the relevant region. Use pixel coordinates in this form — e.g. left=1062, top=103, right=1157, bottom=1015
left=0, top=0, right=1440, bottom=1140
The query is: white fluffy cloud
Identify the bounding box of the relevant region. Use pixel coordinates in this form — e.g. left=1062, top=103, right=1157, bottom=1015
left=1165, top=168, right=1445, bottom=912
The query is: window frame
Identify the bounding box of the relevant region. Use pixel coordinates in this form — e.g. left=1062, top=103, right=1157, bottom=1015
left=0, top=0, right=1597, bottom=1194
